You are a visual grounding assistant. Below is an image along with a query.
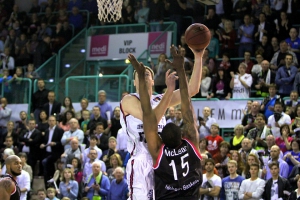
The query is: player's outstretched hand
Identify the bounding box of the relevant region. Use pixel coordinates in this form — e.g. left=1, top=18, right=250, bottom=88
left=128, top=53, right=145, bottom=76
left=166, top=45, right=184, bottom=70
left=165, top=69, right=178, bottom=92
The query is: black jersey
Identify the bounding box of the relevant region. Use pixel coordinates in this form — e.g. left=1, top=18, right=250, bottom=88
left=0, top=174, right=21, bottom=200
left=154, top=138, right=202, bottom=200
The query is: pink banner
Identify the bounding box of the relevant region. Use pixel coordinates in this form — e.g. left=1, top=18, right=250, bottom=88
left=148, top=32, right=168, bottom=55
left=89, top=35, right=109, bottom=57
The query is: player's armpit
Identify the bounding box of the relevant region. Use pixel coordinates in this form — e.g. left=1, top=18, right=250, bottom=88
left=0, top=179, right=15, bottom=200
left=121, top=95, right=143, bottom=120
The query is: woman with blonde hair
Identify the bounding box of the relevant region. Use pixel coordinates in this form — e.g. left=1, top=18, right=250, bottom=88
left=107, top=153, right=123, bottom=182
left=58, top=168, right=78, bottom=200
left=229, top=124, right=244, bottom=152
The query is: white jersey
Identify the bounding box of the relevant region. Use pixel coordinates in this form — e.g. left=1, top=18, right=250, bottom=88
left=232, top=74, right=252, bottom=99
left=120, top=93, right=166, bottom=156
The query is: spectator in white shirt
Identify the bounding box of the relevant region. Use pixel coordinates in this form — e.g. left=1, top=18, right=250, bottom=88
left=230, top=63, right=253, bottom=99
left=17, top=170, right=31, bottom=200
left=198, top=106, right=217, bottom=138
left=83, top=148, right=106, bottom=182
left=61, top=118, right=84, bottom=150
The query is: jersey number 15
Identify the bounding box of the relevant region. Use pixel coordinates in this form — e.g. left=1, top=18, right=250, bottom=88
left=169, top=153, right=189, bottom=181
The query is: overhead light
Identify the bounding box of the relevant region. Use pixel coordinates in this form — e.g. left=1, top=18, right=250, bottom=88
left=99, top=73, right=103, bottom=77
left=80, top=49, right=86, bottom=53
left=49, top=79, right=54, bottom=82
left=65, top=64, right=70, bottom=68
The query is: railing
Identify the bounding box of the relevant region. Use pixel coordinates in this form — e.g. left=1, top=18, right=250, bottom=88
left=65, top=75, right=130, bottom=102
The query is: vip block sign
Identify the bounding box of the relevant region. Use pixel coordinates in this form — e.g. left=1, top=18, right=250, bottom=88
left=86, top=32, right=172, bottom=60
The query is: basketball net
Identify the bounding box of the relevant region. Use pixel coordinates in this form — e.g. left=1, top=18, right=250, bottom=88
left=97, top=0, right=123, bottom=22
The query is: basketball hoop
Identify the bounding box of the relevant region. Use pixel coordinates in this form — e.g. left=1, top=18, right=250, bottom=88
left=97, top=0, right=123, bottom=22
left=197, top=0, right=219, bottom=5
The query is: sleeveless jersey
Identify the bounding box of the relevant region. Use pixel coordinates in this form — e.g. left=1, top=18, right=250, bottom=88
left=120, top=93, right=166, bottom=156
left=154, top=139, right=202, bottom=200
left=0, top=174, right=21, bottom=200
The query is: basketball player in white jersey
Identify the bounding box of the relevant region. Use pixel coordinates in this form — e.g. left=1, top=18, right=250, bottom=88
left=120, top=46, right=204, bottom=200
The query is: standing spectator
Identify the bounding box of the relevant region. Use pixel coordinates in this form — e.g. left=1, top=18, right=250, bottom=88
left=254, top=61, right=276, bottom=98
left=0, top=47, right=15, bottom=75
left=40, top=115, right=64, bottom=188
left=275, top=53, right=298, bottom=97
left=4, top=30, right=17, bottom=57
left=67, top=0, right=83, bottom=11
left=37, top=21, right=52, bottom=41
left=33, top=34, right=52, bottom=72
left=151, top=53, right=171, bottom=94
left=116, top=129, right=127, bottom=161
left=95, top=90, right=113, bottom=121
left=254, top=13, right=274, bottom=43
left=43, top=91, right=61, bottom=117
left=18, top=152, right=33, bottom=183
left=84, top=161, right=110, bottom=200
left=275, top=124, right=293, bottom=154
left=61, top=118, right=84, bottom=151
left=199, top=159, right=222, bottom=199
left=196, top=66, right=211, bottom=98
left=58, top=168, right=79, bottom=200
left=242, top=51, right=254, bottom=74
left=220, top=160, right=245, bottom=200
left=25, top=63, right=39, bottom=80
left=282, top=138, right=300, bottom=174
left=134, top=0, right=149, bottom=23
left=198, top=106, right=216, bottom=138
left=107, top=167, right=128, bottom=200
left=239, top=138, right=259, bottom=163
left=69, top=7, right=83, bottom=33
left=229, top=124, right=244, bottom=152
left=82, top=135, right=102, bottom=165
left=251, top=53, right=264, bottom=76
left=166, top=106, right=175, bottom=123
left=267, top=101, right=291, bottom=138
left=238, top=14, right=255, bottom=57
left=31, top=79, right=49, bottom=123
left=265, top=145, right=289, bottom=180
left=209, top=67, right=231, bottom=100
left=60, top=97, right=75, bottom=115
left=87, top=106, right=108, bottom=135
left=230, top=151, right=245, bottom=175
left=180, top=47, right=193, bottom=79
left=83, top=148, right=106, bottom=182
left=207, top=29, right=219, bottom=59
left=0, top=97, right=12, bottom=136
left=19, top=119, right=42, bottom=176
left=238, top=163, right=265, bottom=199
left=230, top=63, right=253, bottom=99
left=255, top=35, right=273, bottom=61
left=42, top=7, right=56, bottom=25
left=76, top=98, right=89, bottom=125
left=286, top=28, right=300, bottom=62
left=206, top=123, right=224, bottom=157
left=148, top=0, right=164, bottom=32
left=106, top=153, right=123, bottom=181
left=264, top=135, right=284, bottom=159
left=16, top=169, right=31, bottom=200
left=216, top=20, right=236, bottom=57
left=27, top=13, right=40, bottom=35
left=213, top=141, right=231, bottom=178
left=203, top=8, right=220, bottom=31
left=61, top=138, right=82, bottom=167
left=287, top=176, right=300, bottom=199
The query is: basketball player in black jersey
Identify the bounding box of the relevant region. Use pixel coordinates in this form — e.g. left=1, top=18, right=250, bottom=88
left=0, top=155, right=22, bottom=200
left=135, top=45, right=202, bottom=200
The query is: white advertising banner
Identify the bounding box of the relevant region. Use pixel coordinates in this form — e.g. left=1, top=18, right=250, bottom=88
left=86, top=32, right=172, bottom=60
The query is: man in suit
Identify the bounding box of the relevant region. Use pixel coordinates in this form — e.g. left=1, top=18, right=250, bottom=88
left=254, top=13, right=274, bottom=43
left=40, top=115, right=64, bottom=188
left=263, top=161, right=291, bottom=200
left=19, top=119, right=42, bottom=176
left=43, top=91, right=61, bottom=117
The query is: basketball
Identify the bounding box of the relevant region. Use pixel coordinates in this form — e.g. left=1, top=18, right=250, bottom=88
left=184, top=23, right=210, bottom=51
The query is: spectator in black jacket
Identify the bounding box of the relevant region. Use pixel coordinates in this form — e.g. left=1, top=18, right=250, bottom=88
left=33, top=34, right=52, bottom=77
left=148, top=0, right=164, bottom=32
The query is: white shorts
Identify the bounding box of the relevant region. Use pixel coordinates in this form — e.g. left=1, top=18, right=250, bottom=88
left=126, top=154, right=154, bottom=200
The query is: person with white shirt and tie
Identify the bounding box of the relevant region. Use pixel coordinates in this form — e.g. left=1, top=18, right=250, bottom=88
left=19, top=119, right=41, bottom=178
left=40, top=115, right=64, bottom=188
left=61, top=118, right=84, bottom=151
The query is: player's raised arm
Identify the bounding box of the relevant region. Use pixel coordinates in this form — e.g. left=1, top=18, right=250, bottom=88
left=166, top=46, right=199, bottom=149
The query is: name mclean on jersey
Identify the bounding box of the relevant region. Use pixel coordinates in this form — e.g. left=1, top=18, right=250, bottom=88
left=164, top=146, right=187, bottom=157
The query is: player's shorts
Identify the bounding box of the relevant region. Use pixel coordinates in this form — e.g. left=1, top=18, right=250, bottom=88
left=126, top=153, right=154, bottom=200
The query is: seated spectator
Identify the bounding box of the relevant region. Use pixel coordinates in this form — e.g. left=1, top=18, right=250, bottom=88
left=199, top=138, right=212, bottom=159
left=254, top=60, right=276, bottom=97
left=289, top=176, right=300, bottom=199
left=203, top=49, right=216, bottom=75
left=37, top=21, right=52, bottom=41
left=238, top=163, right=265, bottom=199
left=247, top=113, right=271, bottom=150
left=134, top=0, right=149, bottom=23
left=61, top=138, right=82, bottom=166
left=230, top=151, right=245, bottom=175
left=61, top=118, right=84, bottom=150
left=213, top=141, right=230, bottom=178
left=83, top=135, right=102, bottom=165
left=151, top=53, right=171, bottom=94
left=242, top=101, right=260, bottom=134
left=198, top=106, right=216, bottom=138
left=67, top=0, right=83, bottom=11
left=229, top=124, right=244, bottom=152
left=220, top=160, right=245, bottom=200
left=18, top=152, right=33, bottom=182
left=230, top=63, right=253, bottom=99
left=275, top=53, right=298, bottom=97
left=285, top=91, right=300, bottom=117
left=1, top=148, right=15, bottom=174
left=265, top=145, right=289, bottom=180
left=207, top=29, right=219, bottom=59
left=15, top=33, right=28, bottom=56
left=25, top=63, right=39, bottom=79
left=196, top=66, right=211, bottom=98
left=259, top=84, right=280, bottom=119
left=0, top=47, right=15, bottom=75
left=51, top=22, right=66, bottom=53
left=102, top=137, right=120, bottom=168
left=254, top=13, right=274, bottom=44
left=84, top=161, right=110, bottom=200
left=60, top=97, right=75, bottom=115
left=27, top=13, right=40, bottom=35
left=208, top=67, right=231, bottom=100
left=94, top=122, right=109, bottom=152
left=87, top=106, right=108, bottom=136
left=199, top=158, right=222, bottom=199
left=46, top=188, right=59, bottom=200
left=15, top=111, right=28, bottom=136
left=288, top=164, right=300, bottom=190
left=33, top=34, right=52, bottom=70
left=58, top=168, right=78, bottom=200
left=107, top=167, right=128, bottom=200
left=42, top=7, right=56, bottom=25
left=239, top=138, right=259, bottom=163
left=70, top=157, right=83, bottom=199
left=26, top=33, right=39, bottom=56
left=242, top=153, right=264, bottom=179
left=290, top=105, right=300, bottom=137
left=286, top=28, right=300, bottom=61
left=4, top=29, right=17, bottom=57
left=251, top=53, right=263, bottom=76
left=203, top=8, right=220, bottom=31
left=59, top=111, right=76, bottom=131
left=263, top=135, right=284, bottom=161
left=29, top=0, right=41, bottom=13
left=36, top=189, right=47, bottom=200
left=242, top=51, right=254, bottom=74
left=106, top=153, right=123, bottom=182
left=216, top=20, right=236, bottom=57
left=69, top=6, right=83, bottom=32
left=2, top=121, right=19, bottom=148
left=83, top=148, right=106, bottom=182
left=206, top=123, right=224, bottom=157
left=109, top=107, right=121, bottom=138
left=218, top=53, right=232, bottom=75
left=283, top=138, right=300, bottom=174
left=116, top=128, right=128, bottom=161
left=237, top=14, right=255, bottom=57
left=62, top=21, right=72, bottom=42
left=275, top=11, right=292, bottom=41
left=270, top=41, right=297, bottom=71
left=173, top=107, right=183, bottom=127
left=1, top=136, right=19, bottom=156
